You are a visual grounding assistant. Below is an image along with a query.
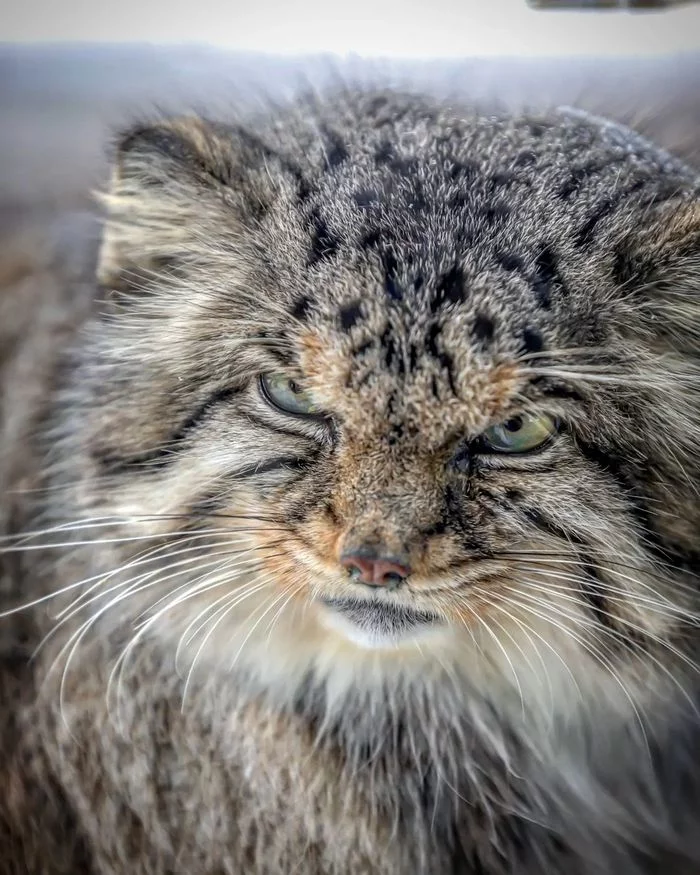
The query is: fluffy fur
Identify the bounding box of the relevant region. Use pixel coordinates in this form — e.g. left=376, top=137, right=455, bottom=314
left=1, top=86, right=700, bottom=874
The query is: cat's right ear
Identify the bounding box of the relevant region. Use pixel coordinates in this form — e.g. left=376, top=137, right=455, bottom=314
left=96, top=117, right=264, bottom=292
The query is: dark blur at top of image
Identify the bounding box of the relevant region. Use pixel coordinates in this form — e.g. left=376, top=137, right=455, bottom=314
left=529, top=0, right=696, bottom=8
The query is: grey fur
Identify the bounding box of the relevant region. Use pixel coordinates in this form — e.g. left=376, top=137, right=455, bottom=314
left=1, top=86, right=700, bottom=874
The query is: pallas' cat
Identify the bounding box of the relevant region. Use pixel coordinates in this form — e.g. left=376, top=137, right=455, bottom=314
left=1, top=89, right=699, bottom=874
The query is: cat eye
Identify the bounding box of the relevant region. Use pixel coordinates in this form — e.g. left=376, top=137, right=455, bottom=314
left=259, top=373, right=320, bottom=418
left=481, top=413, right=558, bottom=454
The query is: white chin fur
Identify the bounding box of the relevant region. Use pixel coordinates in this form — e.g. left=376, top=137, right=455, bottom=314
left=319, top=604, right=445, bottom=651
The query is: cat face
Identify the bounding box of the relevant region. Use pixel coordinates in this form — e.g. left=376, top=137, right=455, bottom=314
left=62, top=93, right=700, bottom=708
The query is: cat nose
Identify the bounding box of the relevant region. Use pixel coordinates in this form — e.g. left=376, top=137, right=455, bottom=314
left=340, top=548, right=411, bottom=589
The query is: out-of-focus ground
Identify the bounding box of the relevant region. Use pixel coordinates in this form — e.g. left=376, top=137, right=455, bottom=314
left=0, top=45, right=699, bottom=235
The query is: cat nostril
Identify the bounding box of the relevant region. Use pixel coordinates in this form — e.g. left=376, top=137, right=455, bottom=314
left=340, top=553, right=411, bottom=589
left=346, top=563, right=363, bottom=581
left=381, top=571, right=406, bottom=589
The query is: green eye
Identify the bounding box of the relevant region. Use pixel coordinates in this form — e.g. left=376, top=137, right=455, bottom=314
left=481, top=413, right=558, bottom=454
left=260, top=373, right=319, bottom=417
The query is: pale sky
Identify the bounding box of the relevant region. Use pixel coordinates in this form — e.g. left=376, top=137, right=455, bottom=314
left=2, top=0, right=699, bottom=57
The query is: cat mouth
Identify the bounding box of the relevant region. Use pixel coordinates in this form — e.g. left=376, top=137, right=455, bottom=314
left=319, top=596, right=444, bottom=649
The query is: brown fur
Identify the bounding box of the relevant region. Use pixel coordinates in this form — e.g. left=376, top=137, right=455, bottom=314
left=1, top=86, right=700, bottom=874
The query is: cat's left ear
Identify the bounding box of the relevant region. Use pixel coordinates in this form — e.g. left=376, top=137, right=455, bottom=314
left=612, top=197, right=700, bottom=350
left=96, top=117, right=264, bottom=291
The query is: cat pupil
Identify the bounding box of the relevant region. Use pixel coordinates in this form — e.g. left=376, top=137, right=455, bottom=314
left=504, top=416, right=523, bottom=433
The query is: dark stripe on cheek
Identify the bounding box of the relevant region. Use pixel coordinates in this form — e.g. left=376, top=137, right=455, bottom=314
left=573, top=438, right=695, bottom=570
left=521, top=507, right=620, bottom=633
left=244, top=411, right=328, bottom=442
left=577, top=553, right=619, bottom=634
left=94, top=386, right=242, bottom=474
left=191, top=457, right=314, bottom=516
left=285, top=475, right=334, bottom=525
left=536, top=382, right=585, bottom=403
left=231, top=456, right=312, bottom=481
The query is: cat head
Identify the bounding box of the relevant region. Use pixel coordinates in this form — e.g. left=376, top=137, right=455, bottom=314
left=56, top=91, right=700, bottom=715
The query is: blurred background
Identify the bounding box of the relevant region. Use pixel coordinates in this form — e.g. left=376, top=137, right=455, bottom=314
left=1, top=0, right=699, bottom=232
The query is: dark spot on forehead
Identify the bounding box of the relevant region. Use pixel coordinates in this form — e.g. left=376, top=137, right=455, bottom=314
left=307, top=210, right=340, bottom=267
left=489, top=171, right=518, bottom=188
left=382, top=251, right=402, bottom=301
left=514, top=150, right=537, bottom=167
left=425, top=321, right=441, bottom=358
left=532, top=246, right=563, bottom=309
left=528, top=121, right=549, bottom=138
left=322, top=127, right=349, bottom=168
left=368, top=94, right=390, bottom=113
left=359, top=228, right=381, bottom=251
left=295, top=174, right=312, bottom=203
left=559, top=156, right=627, bottom=201
left=449, top=159, right=478, bottom=181
left=520, top=327, right=544, bottom=355
left=407, top=185, right=427, bottom=211
left=557, top=166, right=588, bottom=201
left=482, top=202, right=511, bottom=226
left=374, top=140, right=394, bottom=164
left=610, top=243, right=642, bottom=288
left=290, top=295, right=314, bottom=322
left=472, top=313, right=495, bottom=348
left=351, top=338, right=374, bottom=358
left=574, top=197, right=616, bottom=249
left=353, top=189, right=380, bottom=209
left=430, top=264, right=465, bottom=313
left=574, top=178, right=648, bottom=249
left=449, top=191, right=471, bottom=211
left=496, top=252, right=526, bottom=273
left=387, top=421, right=404, bottom=445
left=389, top=155, right=419, bottom=176
left=380, top=325, right=401, bottom=373
left=339, top=301, right=363, bottom=332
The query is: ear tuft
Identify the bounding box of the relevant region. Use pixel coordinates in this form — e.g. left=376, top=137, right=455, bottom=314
left=96, top=117, right=242, bottom=291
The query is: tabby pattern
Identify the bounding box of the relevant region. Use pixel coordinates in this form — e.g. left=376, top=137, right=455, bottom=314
left=1, top=88, right=699, bottom=874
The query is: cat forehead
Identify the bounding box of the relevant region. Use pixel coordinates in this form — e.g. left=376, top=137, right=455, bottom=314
left=290, top=237, right=553, bottom=445
left=226, top=98, right=689, bottom=441
left=262, top=98, right=681, bottom=275
left=270, top=120, right=598, bottom=434
left=296, top=304, right=524, bottom=446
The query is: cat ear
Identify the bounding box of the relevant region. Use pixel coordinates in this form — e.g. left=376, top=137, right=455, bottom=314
left=97, top=117, right=257, bottom=291
left=612, top=198, right=700, bottom=352
left=556, top=106, right=690, bottom=176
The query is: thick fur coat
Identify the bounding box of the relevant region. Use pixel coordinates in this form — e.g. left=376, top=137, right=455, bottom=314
left=1, top=85, right=700, bottom=874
